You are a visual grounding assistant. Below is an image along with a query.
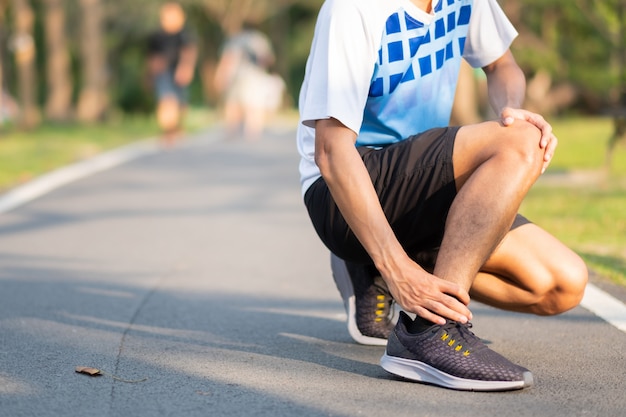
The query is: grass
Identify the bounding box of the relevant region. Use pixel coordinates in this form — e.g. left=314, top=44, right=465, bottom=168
left=0, top=108, right=213, bottom=192
left=522, top=182, right=626, bottom=286
left=520, top=116, right=626, bottom=286
left=549, top=116, right=626, bottom=175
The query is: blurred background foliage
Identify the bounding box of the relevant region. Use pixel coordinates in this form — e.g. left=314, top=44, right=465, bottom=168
left=0, top=0, right=326, bottom=127
left=0, top=0, right=625, bottom=129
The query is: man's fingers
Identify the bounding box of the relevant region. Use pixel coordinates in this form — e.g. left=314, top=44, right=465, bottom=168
left=545, top=134, right=558, bottom=160
left=441, top=294, right=472, bottom=323
left=387, top=265, right=473, bottom=325
left=541, top=134, right=558, bottom=173
left=413, top=307, right=447, bottom=326
left=442, top=282, right=470, bottom=306
left=429, top=289, right=472, bottom=323
left=525, top=112, right=554, bottom=150
left=413, top=298, right=471, bottom=325
left=396, top=287, right=471, bottom=324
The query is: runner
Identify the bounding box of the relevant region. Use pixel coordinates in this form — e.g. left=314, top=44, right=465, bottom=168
left=297, top=0, right=588, bottom=391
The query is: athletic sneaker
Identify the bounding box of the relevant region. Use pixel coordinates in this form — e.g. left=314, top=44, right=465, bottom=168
left=331, top=253, right=398, bottom=346
left=380, top=311, right=534, bottom=391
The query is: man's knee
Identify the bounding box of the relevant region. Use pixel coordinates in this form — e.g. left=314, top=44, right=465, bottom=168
left=454, top=120, right=545, bottom=188
left=497, top=121, right=544, bottom=171
left=533, top=257, right=588, bottom=316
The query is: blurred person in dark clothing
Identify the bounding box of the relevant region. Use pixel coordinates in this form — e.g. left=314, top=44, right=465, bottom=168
left=147, top=2, right=197, bottom=145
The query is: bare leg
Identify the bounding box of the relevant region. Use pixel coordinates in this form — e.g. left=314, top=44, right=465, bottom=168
left=433, top=120, right=586, bottom=315
left=243, top=106, right=266, bottom=140
left=223, top=100, right=243, bottom=138
left=471, top=222, right=587, bottom=315
left=156, top=95, right=182, bottom=146
left=434, top=120, right=544, bottom=289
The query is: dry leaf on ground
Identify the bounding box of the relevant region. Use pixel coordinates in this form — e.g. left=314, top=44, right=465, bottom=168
left=74, top=366, right=147, bottom=383
left=75, top=366, right=102, bottom=376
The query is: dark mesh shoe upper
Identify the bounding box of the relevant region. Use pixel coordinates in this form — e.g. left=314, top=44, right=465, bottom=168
left=345, top=262, right=395, bottom=339
left=387, top=312, right=529, bottom=382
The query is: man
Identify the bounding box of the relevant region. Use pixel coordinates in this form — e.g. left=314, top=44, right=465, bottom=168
left=147, top=2, right=197, bottom=145
left=297, top=0, right=588, bottom=391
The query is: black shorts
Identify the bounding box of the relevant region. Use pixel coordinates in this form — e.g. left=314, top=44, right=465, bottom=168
left=154, top=70, right=188, bottom=104
left=303, top=127, right=529, bottom=269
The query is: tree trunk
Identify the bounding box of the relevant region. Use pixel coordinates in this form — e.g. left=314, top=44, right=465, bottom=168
left=76, top=0, right=108, bottom=123
left=619, top=0, right=626, bottom=106
left=43, top=0, right=72, bottom=122
left=0, top=32, right=3, bottom=125
left=450, top=60, right=482, bottom=125
left=11, top=0, right=40, bottom=128
left=203, top=0, right=297, bottom=36
left=0, top=1, right=4, bottom=125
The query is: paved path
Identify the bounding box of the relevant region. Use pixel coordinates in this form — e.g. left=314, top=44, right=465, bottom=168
left=0, top=128, right=625, bottom=417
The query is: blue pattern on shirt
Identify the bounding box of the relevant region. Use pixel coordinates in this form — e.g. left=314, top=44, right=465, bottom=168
left=358, top=0, right=473, bottom=147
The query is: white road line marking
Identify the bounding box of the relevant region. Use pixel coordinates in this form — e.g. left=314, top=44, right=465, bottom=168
left=0, top=139, right=158, bottom=214
left=581, top=283, right=626, bottom=333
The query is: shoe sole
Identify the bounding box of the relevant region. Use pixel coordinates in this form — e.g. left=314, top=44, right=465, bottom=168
left=380, top=353, right=534, bottom=391
left=331, top=254, right=390, bottom=346
left=347, top=295, right=389, bottom=346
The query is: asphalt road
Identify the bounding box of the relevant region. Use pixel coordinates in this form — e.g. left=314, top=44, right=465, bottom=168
left=0, top=127, right=624, bottom=417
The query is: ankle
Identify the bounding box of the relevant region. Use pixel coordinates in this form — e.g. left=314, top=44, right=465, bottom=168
left=407, top=315, right=436, bottom=334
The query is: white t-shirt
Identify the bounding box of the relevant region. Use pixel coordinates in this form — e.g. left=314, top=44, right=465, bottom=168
left=297, top=0, right=518, bottom=195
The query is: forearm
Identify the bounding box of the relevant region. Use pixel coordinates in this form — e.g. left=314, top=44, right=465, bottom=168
left=314, top=118, right=472, bottom=323
left=482, top=50, right=557, bottom=171
left=175, top=45, right=198, bottom=86
left=314, top=119, right=407, bottom=276
left=483, top=51, right=526, bottom=115
left=178, top=45, right=197, bottom=68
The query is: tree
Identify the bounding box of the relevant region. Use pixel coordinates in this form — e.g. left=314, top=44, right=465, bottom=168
left=11, top=0, right=39, bottom=128
left=571, top=0, right=625, bottom=104
left=43, top=0, right=72, bottom=121
left=0, top=0, right=6, bottom=125
left=76, top=0, right=108, bottom=123
left=571, top=0, right=626, bottom=167
left=450, top=61, right=485, bottom=125
left=197, top=0, right=324, bottom=104
left=201, top=0, right=297, bottom=36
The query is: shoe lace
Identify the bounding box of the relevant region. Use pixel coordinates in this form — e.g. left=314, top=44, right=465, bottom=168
left=434, top=321, right=476, bottom=357
left=372, top=280, right=395, bottom=323
left=375, top=289, right=396, bottom=322
left=374, top=293, right=395, bottom=322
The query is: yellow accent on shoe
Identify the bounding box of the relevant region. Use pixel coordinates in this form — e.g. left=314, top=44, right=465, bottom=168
left=441, top=333, right=449, bottom=341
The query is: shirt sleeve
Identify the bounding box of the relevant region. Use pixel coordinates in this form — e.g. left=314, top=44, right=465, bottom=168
left=463, top=0, right=518, bottom=68
left=300, top=0, right=378, bottom=135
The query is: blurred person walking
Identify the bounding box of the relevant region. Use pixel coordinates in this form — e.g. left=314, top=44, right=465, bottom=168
left=214, top=26, right=285, bottom=140
left=147, top=2, right=197, bottom=146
